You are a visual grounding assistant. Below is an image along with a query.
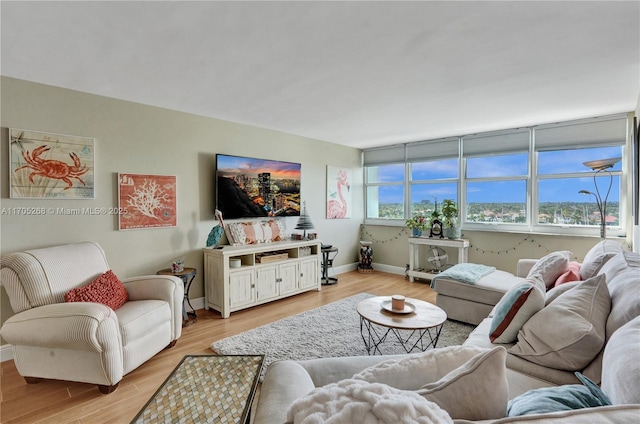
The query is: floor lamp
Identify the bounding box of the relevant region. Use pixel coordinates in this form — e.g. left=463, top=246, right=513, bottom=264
left=579, top=157, right=621, bottom=239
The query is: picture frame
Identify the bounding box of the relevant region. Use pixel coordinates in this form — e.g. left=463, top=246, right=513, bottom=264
left=326, top=166, right=352, bottom=219
left=118, top=173, right=177, bottom=230
left=9, top=128, right=95, bottom=199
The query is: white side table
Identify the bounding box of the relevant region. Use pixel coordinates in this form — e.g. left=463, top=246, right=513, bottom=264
left=407, top=237, right=470, bottom=282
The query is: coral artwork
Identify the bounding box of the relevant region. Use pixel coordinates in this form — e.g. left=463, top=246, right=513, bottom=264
left=118, top=173, right=177, bottom=230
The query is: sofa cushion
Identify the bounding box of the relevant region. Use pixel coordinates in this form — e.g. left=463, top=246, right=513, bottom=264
left=602, top=252, right=640, bottom=337
left=507, top=372, right=610, bottom=417
left=416, top=346, right=508, bottom=420
left=489, top=274, right=545, bottom=343
left=64, top=270, right=129, bottom=310
left=601, top=316, right=640, bottom=405
left=579, top=240, right=622, bottom=280
left=597, top=250, right=640, bottom=282
left=526, top=250, right=571, bottom=289
left=581, top=255, right=640, bottom=384
left=509, top=274, right=610, bottom=371
left=464, top=405, right=640, bottom=424
left=433, top=270, right=524, bottom=306
left=115, top=299, right=171, bottom=346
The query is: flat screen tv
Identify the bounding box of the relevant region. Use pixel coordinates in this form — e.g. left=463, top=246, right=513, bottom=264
left=216, top=154, right=301, bottom=219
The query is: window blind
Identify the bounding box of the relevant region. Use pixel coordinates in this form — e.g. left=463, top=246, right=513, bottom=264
left=534, top=114, right=628, bottom=151
left=406, top=137, right=459, bottom=162
left=463, top=129, right=530, bottom=157
left=362, top=144, right=405, bottom=166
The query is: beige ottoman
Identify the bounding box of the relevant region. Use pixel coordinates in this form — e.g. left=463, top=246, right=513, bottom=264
left=431, top=270, right=524, bottom=325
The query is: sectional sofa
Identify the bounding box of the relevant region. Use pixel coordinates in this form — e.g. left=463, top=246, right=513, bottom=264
left=253, top=240, right=640, bottom=423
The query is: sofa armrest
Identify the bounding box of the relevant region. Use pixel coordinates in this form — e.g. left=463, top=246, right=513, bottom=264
left=0, top=302, right=120, bottom=352
left=516, top=259, right=538, bottom=278
left=122, top=275, right=184, bottom=340
left=254, top=361, right=315, bottom=424
left=122, top=275, right=183, bottom=302
left=297, top=354, right=410, bottom=387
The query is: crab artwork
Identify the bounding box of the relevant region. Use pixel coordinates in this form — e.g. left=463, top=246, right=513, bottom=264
left=15, top=145, right=88, bottom=190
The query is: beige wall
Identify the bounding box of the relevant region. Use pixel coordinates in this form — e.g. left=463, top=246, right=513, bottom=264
left=0, top=77, right=364, bottom=342
left=361, top=225, right=606, bottom=274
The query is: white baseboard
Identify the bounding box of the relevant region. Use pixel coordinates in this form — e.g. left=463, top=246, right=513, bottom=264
left=333, top=262, right=405, bottom=276
left=1, top=344, right=14, bottom=362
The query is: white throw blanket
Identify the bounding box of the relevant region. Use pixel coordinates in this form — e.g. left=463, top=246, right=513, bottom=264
left=286, top=378, right=453, bottom=424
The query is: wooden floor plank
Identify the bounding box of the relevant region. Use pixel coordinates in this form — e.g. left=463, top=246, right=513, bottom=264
left=1, top=271, right=434, bottom=423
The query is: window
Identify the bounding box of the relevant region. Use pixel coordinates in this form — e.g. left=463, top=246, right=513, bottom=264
left=408, top=139, right=459, bottom=217
left=365, top=164, right=405, bottom=219
left=534, top=116, right=627, bottom=234
left=363, top=113, right=630, bottom=237
left=463, top=129, right=530, bottom=227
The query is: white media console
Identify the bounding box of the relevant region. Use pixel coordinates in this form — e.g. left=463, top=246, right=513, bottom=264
left=203, top=239, right=321, bottom=318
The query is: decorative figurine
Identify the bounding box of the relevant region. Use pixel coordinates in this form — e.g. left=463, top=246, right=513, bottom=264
left=429, top=218, right=444, bottom=239
left=358, top=240, right=374, bottom=273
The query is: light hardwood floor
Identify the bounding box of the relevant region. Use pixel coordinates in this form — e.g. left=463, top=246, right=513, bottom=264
left=0, top=271, right=436, bottom=424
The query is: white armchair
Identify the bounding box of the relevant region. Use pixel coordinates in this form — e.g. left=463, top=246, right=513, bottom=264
left=0, top=242, right=183, bottom=394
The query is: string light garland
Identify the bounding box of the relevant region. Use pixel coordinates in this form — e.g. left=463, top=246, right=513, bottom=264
left=360, top=226, right=633, bottom=260
left=470, top=237, right=555, bottom=256
left=360, top=225, right=408, bottom=245
left=359, top=226, right=601, bottom=260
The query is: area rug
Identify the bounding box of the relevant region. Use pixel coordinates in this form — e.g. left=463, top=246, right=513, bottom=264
left=211, top=292, right=476, bottom=379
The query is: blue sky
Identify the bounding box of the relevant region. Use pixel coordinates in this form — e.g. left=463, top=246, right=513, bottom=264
left=374, top=146, right=622, bottom=204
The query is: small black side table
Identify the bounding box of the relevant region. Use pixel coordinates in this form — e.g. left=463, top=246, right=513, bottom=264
left=321, top=246, right=339, bottom=285
left=157, top=267, right=197, bottom=326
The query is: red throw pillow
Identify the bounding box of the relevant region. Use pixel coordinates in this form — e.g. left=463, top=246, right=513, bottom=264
left=554, top=261, right=582, bottom=288
left=65, top=270, right=129, bottom=310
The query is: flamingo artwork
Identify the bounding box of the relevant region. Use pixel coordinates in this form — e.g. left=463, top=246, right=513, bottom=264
left=326, top=167, right=351, bottom=219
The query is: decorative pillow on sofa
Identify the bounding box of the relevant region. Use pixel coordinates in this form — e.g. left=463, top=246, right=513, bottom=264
left=353, top=345, right=509, bottom=421
left=489, top=274, right=545, bottom=343
left=554, top=261, right=581, bottom=287
left=526, top=250, right=572, bottom=289
left=507, top=372, right=611, bottom=417
left=579, top=240, right=621, bottom=280
left=545, top=281, right=581, bottom=306
left=509, top=274, right=610, bottom=371
left=353, top=345, right=489, bottom=390
left=64, top=270, right=129, bottom=310
left=416, top=346, right=508, bottom=420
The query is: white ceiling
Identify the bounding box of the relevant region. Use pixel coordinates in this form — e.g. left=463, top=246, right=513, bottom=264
left=2, top=1, right=639, bottom=149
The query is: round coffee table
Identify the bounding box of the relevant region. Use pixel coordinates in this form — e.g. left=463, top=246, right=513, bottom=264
left=357, top=296, right=447, bottom=355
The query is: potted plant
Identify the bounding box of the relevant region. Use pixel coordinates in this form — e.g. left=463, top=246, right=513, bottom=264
left=441, top=199, right=461, bottom=239
left=406, top=214, right=428, bottom=236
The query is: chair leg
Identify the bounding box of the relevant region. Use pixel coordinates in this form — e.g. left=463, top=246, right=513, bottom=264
left=165, top=340, right=177, bottom=349
left=24, top=376, right=41, bottom=384
left=98, top=383, right=119, bottom=394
